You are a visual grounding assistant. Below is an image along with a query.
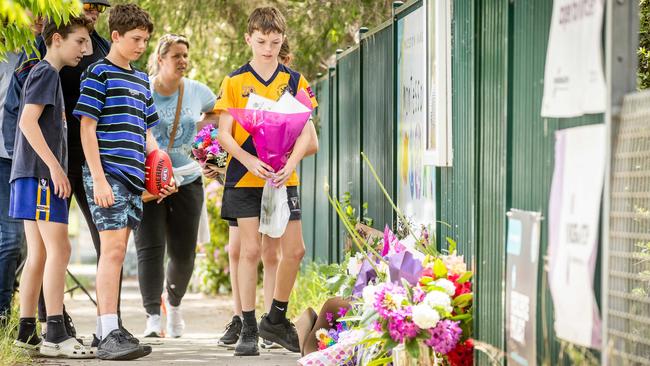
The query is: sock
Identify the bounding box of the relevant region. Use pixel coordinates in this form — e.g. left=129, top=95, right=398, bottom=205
left=45, top=315, right=69, bottom=343
left=17, top=318, right=40, bottom=345
left=96, top=317, right=102, bottom=340
left=268, top=299, right=289, bottom=324
left=100, top=314, right=119, bottom=339
left=242, top=310, right=257, bottom=327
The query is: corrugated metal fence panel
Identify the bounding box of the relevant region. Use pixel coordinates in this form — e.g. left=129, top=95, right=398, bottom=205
left=300, top=154, right=317, bottom=263
left=475, top=0, right=509, bottom=364
left=314, top=77, right=332, bottom=263
left=508, top=0, right=603, bottom=364
left=331, top=68, right=340, bottom=263
left=362, top=25, right=394, bottom=231
left=438, top=0, right=477, bottom=260
left=336, top=49, right=362, bottom=262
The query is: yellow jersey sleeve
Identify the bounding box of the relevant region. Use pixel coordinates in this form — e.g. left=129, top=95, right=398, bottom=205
left=298, top=75, right=318, bottom=109
left=213, top=75, right=236, bottom=113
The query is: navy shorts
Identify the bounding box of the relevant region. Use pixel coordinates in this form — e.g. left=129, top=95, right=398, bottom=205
left=221, top=186, right=301, bottom=223
left=82, top=166, right=143, bottom=231
left=9, top=177, right=68, bottom=224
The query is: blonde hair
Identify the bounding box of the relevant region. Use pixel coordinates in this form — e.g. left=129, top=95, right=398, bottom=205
left=147, top=33, right=190, bottom=76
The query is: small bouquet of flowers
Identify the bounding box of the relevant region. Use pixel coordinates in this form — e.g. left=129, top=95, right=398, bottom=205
left=315, top=307, right=350, bottom=350
left=191, top=125, right=228, bottom=169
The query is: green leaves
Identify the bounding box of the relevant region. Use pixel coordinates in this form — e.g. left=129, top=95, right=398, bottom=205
left=433, top=258, right=448, bottom=278
left=405, top=339, right=420, bottom=358
left=0, top=0, right=82, bottom=60
left=452, top=293, right=473, bottom=308
left=456, top=271, right=473, bottom=284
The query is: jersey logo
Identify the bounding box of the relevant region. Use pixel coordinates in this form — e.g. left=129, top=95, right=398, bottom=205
left=306, top=86, right=315, bottom=98
left=277, top=83, right=292, bottom=96
left=242, top=85, right=255, bottom=97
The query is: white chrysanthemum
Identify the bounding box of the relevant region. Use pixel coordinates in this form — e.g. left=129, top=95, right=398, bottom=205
left=434, top=278, right=457, bottom=296
left=424, top=290, right=453, bottom=313
left=377, top=261, right=389, bottom=275
left=362, top=285, right=378, bottom=310
left=412, top=303, right=441, bottom=329
left=347, top=253, right=364, bottom=277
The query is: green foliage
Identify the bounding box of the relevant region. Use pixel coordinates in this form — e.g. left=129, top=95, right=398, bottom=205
left=94, top=0, right=391, bottom=91
left=288, top=261, right=345, bottom=320
left=0, top=0, right=82, bottom=60
left=0, top=303, right=32, bottom=366
left=340, top=191, right=374, bottom=228
left=193, top=181, right=232, bottom=294
left=640, top=0, right=650, bottom=89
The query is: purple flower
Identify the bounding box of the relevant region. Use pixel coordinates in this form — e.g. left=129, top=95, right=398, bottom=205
left=326, top=312, right=334, bottom=325
left=338, top=307, right=349, bottom=318
left=425, top=320, right=462, bottom=354
left=385, top=312, right=419, bottom=343
left=382, top=225, right=403, bottom=256
left=336, top=322, right=344, bottom=333
left=374, top=282, right=408, bottom=319
left=413, top=286, right=426, bottom=304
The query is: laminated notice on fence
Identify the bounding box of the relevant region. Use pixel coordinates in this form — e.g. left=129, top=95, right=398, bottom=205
left=548, top=124, right=604, bottom=349
left=506, top=209, right=542, bottom=366
left=541, top=0, right=606, bottom=118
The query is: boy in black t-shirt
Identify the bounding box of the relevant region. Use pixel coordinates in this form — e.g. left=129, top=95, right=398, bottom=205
left=10, top=17, right=96, bottom=358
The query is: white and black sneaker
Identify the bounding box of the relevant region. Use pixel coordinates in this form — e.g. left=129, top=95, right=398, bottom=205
left=144, top=314, right=162, bottom=338
left=260, top=339, right=281, bottom=349
left=97, top=329, right=151, bottom=360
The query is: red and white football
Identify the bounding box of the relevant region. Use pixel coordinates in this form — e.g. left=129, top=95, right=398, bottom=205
left=145, top=149, right=173, bottom=195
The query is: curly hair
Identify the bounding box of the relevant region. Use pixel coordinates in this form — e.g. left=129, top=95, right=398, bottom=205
left=108, top=3, right=154, bottom=36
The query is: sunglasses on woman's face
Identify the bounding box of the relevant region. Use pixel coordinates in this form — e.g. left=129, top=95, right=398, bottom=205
left=83, top=3, right=107, bottom=13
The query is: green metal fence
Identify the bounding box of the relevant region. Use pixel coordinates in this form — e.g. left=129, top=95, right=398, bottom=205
left=300, top=0, right=610, bottom=364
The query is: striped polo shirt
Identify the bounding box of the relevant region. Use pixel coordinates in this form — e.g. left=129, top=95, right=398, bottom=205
left=74, top=59, right=159, bottom=193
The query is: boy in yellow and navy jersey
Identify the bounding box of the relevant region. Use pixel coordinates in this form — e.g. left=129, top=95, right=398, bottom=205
left=216, top=62, right=317, bottom=189
left=212, top=6, right=318, bottom=357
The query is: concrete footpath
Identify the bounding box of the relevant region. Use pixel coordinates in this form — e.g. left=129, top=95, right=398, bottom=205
left=34, top=280, right=299, bottom=366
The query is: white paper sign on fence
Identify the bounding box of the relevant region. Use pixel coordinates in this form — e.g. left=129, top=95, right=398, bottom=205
left=541, top=0, right=606, bottom=118
left=548, top=124, right=604, bottom=349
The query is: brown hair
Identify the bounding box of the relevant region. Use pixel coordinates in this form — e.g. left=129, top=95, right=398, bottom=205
left=247, top=7, right=286, bottom=35
left=279, top=37, right=291, bottom=64
left=42, top=16, right=92, bottom=47
left=108, top=4, right=154, bottom=36
left=147, top=34, right=190, bottom=76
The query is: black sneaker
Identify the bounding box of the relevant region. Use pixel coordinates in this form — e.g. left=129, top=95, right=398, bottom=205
left=234, top=324, right=259, bottom=356
left=219, top=316, right=242, bottom=347
left=97, top=329, right=151, bottom=360
left=258, top=314, right=300, bottom=353
left=91, top=334, right=100, bottom=348
left=118, top=319, right=140, bottom=345
left=63, top=309, right=77, bottom=338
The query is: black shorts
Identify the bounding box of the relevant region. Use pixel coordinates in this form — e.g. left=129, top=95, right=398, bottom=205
left=221, top=186, right=301, bottom=223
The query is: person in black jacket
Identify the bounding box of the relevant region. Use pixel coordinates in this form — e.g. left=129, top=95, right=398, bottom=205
left=0, top=0, right=113, bottom=339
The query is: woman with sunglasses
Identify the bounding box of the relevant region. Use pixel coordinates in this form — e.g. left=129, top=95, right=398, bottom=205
left=134, top=34, right=218, bottom=338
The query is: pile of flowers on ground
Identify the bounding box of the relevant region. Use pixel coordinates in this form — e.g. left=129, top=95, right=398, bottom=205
left=298, top=154, right=474, bottom=366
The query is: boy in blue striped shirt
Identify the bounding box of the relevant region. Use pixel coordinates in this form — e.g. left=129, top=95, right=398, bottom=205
left=74, top=4, right=176, bottom=360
